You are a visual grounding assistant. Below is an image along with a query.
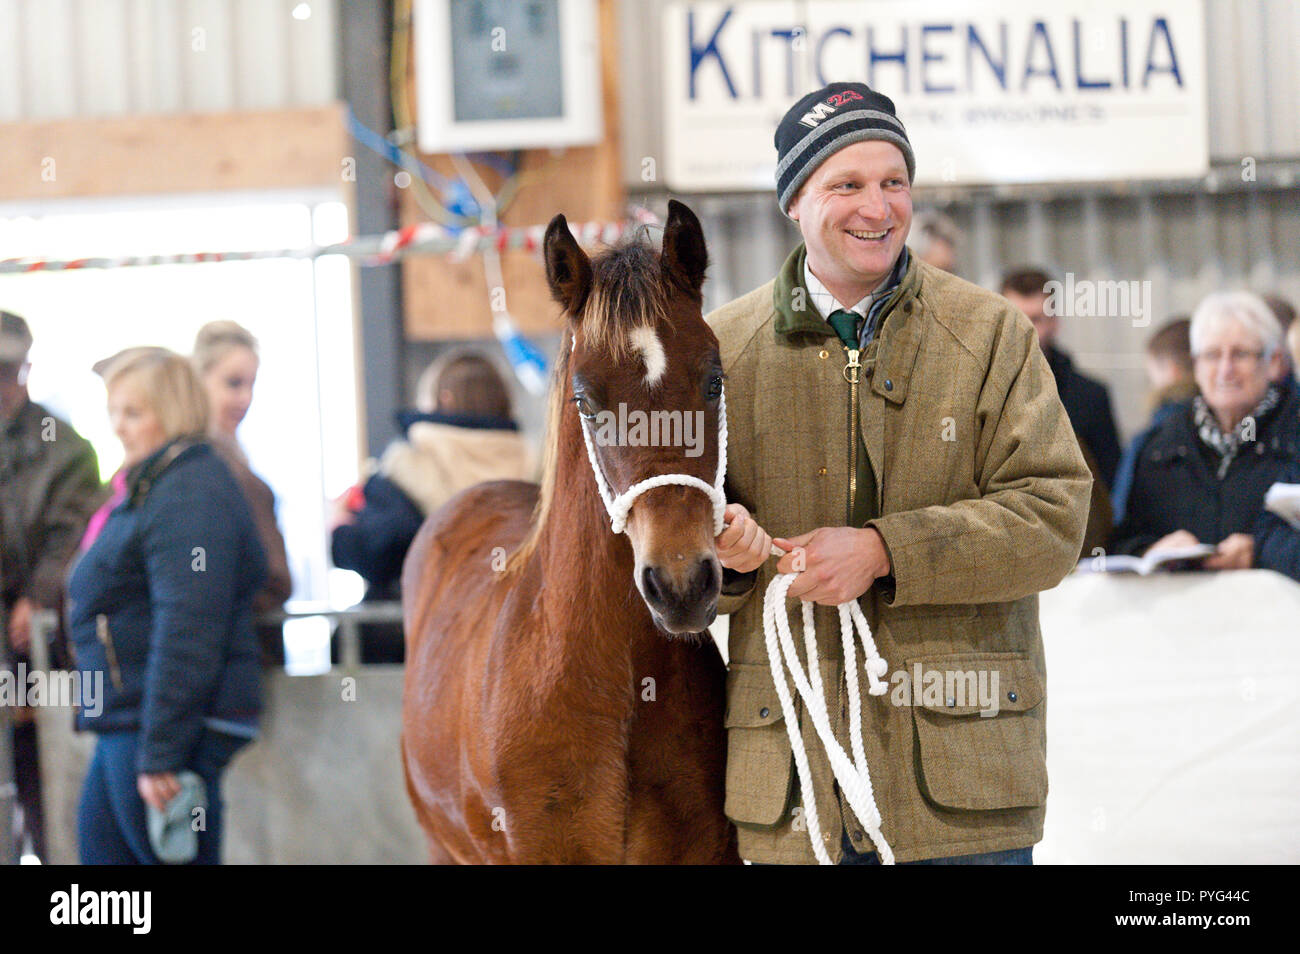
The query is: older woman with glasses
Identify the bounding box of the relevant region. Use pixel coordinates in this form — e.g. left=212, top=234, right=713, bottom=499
left=1110, top=291, right=1300, bottom=567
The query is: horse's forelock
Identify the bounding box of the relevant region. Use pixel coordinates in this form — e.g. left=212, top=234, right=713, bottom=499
left=580, top=242, right=671, bottom=360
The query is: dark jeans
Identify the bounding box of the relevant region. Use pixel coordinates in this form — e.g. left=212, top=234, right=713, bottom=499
left=78, top=728, right=248, bottom=864
left=839, top=830, right=1033, bottom=865
left=12, top=720, right=45, bottom=861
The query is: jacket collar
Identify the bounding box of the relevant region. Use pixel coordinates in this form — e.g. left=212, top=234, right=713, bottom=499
left=772, top=243, right=924, bottom=405
left=127, top=435, right=207, bottom=506
left=395, top=409, right=519, bottom=433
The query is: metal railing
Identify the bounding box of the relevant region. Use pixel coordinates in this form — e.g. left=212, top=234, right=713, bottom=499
left=258, top=601, right=405, bottom=669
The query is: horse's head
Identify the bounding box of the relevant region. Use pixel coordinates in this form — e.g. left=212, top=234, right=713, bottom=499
left=544, top=200, right=723, bottom=635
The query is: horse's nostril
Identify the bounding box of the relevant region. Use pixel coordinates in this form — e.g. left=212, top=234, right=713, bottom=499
left=691, top=558, right=719, bottom=598
left=642, top=566, right=665, bottom=605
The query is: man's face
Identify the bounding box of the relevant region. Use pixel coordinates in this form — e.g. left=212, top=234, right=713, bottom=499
left=0, top=360, right=29, bottom=418
left=1004, top=290, right=1059, bottom=349
left=787, top=140, right=912, bottom=295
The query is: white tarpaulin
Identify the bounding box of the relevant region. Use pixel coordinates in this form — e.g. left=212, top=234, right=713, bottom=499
left=663, top=0, right=1208, bottom=190
left=1038, top=570, right=1300, bottom=865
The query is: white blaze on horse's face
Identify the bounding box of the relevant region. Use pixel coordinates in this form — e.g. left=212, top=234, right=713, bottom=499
left=630, top=325, right=667, bottom=388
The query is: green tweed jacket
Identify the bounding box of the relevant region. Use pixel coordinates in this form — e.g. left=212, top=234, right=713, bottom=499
left=706, top=245, right=1092, bottom=864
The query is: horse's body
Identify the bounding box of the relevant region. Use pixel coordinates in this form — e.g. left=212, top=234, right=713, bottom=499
left=401, top=202, right=739, bottom=864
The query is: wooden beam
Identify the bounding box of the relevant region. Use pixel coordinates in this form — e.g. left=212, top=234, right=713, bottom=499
left=0, top=104, right=349, bottom=201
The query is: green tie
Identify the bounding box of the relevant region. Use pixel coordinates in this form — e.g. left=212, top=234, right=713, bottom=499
left=827, top=308, right=861, bottom=348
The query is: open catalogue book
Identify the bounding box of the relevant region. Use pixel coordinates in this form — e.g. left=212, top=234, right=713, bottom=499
left=1075, top=543, right=1217, bottom=575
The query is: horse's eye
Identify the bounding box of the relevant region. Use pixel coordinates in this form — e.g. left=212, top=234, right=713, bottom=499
left=707, top=376, right=724, bottom=399
left=573, top=395, right=597, bottom=419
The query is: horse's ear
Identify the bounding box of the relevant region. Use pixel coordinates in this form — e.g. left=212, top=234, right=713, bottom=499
left=660, top=198, right=708, bottom=297
left=544, top=213, right=593, bottom=318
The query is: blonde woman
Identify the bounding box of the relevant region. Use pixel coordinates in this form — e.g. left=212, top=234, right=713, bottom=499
left=192, top=321, right=292, bottom=656
left=69, top=349, right=267, bottom=864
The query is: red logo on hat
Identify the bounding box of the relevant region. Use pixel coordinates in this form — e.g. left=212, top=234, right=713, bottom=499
left=798, top=89, right=865, bottom=129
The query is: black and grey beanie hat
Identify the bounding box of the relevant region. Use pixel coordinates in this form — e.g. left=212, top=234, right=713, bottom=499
left=774, top=82, right=915, bottom=216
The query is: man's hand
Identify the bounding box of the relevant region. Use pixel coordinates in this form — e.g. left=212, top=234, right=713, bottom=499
left=1203, top=532, right=1254, bottom=571
left=137, top=772, right=181, bottom=812
left=715, top=503, right=775, bottom=574
left=7, top=597, right=36, bottom=653
left=1144, top=529, right=1201, bottom=555
left=773, top=526, right=892, bottom=605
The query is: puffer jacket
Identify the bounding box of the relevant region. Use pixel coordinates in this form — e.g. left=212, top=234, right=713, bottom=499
left=1110, top=388, right=1300, bottom=556
left=66, top=437, right=267, bottom=774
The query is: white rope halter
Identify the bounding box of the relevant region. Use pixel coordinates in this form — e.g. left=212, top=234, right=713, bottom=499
left=576, top=375, right=891, bottom=864
left=578, top=385, right=728, bottom=537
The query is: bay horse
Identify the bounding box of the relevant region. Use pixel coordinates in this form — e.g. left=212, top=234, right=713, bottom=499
left=401, top=200, right=740, bottom=864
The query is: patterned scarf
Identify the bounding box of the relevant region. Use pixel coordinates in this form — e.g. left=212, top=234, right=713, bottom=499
left=1193, top=384, right=1282, bottom=479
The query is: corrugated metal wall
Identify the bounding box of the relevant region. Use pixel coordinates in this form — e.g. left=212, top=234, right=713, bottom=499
left=620, top=0, right=1300, bottom=440
left=0, top=0, right=338, bottom=120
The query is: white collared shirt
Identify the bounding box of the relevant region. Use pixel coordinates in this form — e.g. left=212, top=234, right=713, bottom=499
left=803, top=261, right=872, bottom=320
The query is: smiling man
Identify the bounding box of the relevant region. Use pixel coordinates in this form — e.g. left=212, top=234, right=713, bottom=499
left=706, top=83, right=1093, bottom=865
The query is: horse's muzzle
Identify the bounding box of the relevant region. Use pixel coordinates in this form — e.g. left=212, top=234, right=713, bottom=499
left=639, top=557, right=721, bottom=634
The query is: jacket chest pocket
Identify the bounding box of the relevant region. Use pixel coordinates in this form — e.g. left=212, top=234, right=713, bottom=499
left=906, top=651, right=1047, bottom=811
left=723, top=662, right=794, bottom=828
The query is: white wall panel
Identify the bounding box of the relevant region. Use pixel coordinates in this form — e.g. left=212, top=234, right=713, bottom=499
left=0, top=0, right=337, bottom=120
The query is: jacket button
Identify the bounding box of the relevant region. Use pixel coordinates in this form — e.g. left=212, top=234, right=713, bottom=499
left=884, top=379, right=893, bottom=391
left=1008, top=691, right=1018, bottom=702
left=903, top=302, right=912, bottom=313
left=853, top=829, right=865, bottom=841
left=817, top=467, right=827, bottom=476
left=819, top=350, right=828, bottom=359
left=759, top=706, right=770, bottom=718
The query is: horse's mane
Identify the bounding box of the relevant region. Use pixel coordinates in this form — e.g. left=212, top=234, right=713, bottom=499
left=504, top=238, right=671, bottom=575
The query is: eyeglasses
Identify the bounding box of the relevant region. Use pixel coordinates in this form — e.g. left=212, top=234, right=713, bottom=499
left=1194, top=348, right=1265, bottom=367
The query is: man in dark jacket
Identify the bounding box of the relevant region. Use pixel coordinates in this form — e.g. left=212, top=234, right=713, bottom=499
left=0, top=310, right=104, bottom=861
left=1001, top=269, right=1123, bottom=490
left=1256, top=457, right=1300, bottom=582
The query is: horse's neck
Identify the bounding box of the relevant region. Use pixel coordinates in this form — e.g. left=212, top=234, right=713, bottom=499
left=534, top=422, right=658, bottom=677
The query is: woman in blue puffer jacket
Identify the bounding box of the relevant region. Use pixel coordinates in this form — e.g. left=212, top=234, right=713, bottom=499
left=67, top=348, right=266, bottom=864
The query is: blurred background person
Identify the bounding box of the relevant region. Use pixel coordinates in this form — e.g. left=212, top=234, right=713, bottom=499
left=193, top=321, right=292, bottom=664
left=1001, top=267, right=1122, bottom=555
left=1112, top=317, right=1198, bottom=524
left=1110, top=291, right=1298, bottom=567
left=330, top=348, right=534, bottom=663
left=0, top=310, right=104, bottom=862
left=69, top=349, right=266, bottom=864
left=908, top=209, right=961, bottom=273
left=1255, top=455, right=1300, bottom=583
left=1263, top=293, right=1297, bottom=392
left=1289, top=310, right=1300, bottom=383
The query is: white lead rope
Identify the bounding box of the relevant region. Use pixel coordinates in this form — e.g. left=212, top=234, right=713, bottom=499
left=578, top=379, right=891, bottom=864
left=763, top=574, right=894, bottom=865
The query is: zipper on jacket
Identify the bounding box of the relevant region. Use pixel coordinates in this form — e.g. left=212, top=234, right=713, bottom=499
left=843, top=346, right=861, bottom=525
left=96, top=614, right=123, bottom=691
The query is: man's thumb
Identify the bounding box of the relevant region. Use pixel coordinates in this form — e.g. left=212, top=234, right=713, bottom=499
left=774, top=530, right=814, bottom=548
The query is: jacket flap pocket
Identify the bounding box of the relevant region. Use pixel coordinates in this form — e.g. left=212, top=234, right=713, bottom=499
left=906, top=652, right=1047, bottom=811
left=723, top=662, right=793, bottom=827
left=724, top=662, right=786, bottom=728
left=905, top=652, right=1043, bottom=716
